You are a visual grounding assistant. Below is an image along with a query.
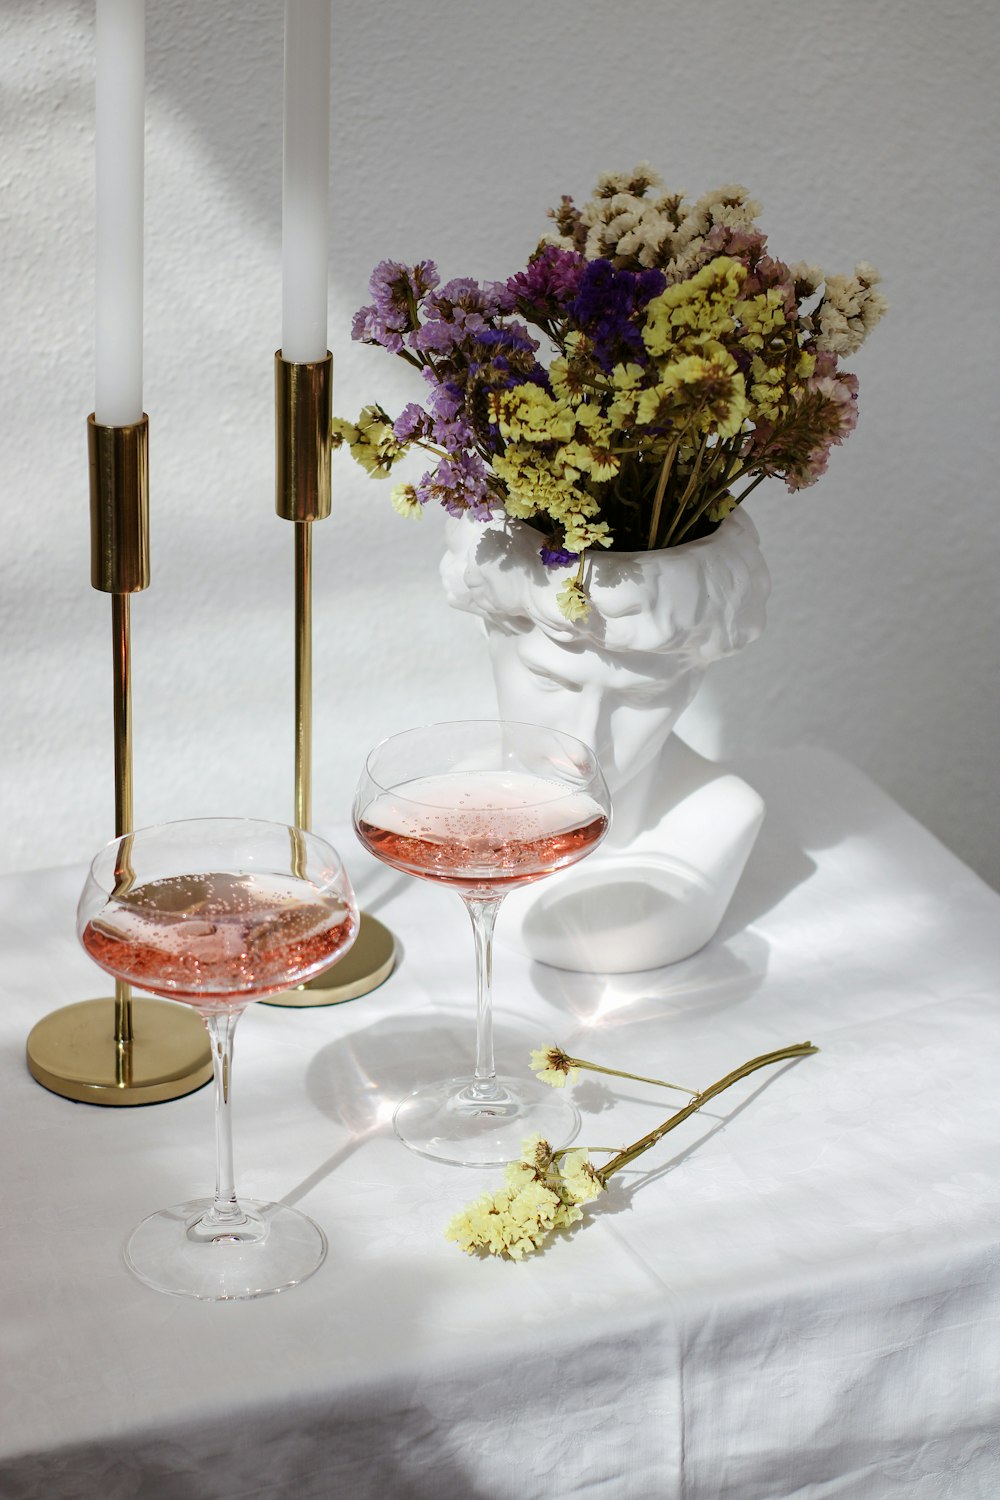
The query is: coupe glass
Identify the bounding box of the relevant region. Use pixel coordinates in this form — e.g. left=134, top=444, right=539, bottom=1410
left=77, top=817, right=358, bottom=1300
left=353, top=720, right=610, bottom=1166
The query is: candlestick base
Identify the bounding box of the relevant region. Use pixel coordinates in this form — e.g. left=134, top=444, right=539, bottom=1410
left=263, top=911, right=396, bottom=1007
left=26, top=997, right=213, bottom=1105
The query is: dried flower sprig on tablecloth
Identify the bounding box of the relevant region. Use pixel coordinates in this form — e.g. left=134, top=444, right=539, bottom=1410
left=529, top=1042, right=700, bottom=1095
left=333, top=163, right=886, bottom=619
left=445, top=1040, right=818, bottom=1260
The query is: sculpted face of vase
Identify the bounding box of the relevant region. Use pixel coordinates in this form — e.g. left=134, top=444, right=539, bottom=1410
left=441, top=507, right=770, bottom=802
left=484, top=622, right=701, bottom=793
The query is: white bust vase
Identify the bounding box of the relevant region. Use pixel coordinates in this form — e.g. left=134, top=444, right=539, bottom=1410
left=440, top=507, right=771, bottom=973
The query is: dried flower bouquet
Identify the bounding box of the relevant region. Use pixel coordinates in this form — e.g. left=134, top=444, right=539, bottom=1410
left=334, top=165, right=886, bottom=618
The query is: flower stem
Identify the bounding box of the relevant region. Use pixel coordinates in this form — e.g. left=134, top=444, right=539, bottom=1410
left=568, top=1057, right=699, bottom=1096
left=553, top=1145, right=628, bottom=1160
left=674, top=469, right=769, bottom=544
left=646, top=437, right=679, bottom=550
left=661, top=432, right=711, bottom=547
left=597, top=1041, right=818, bottom=1183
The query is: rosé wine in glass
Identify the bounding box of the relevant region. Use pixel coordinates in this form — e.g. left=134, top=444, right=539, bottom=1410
left=354, top=723, right=611, bottom=1167
left=356, top=770, right=608, bottom=892
left=77, top=818, right=358, bottom=1301
left=82, top=871, right=356, bottom=1006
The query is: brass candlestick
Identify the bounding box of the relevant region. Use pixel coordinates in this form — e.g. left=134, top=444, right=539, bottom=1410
left=25, top=416, right=212, bottom=1104
left=266, top=352, right=395, bottom=1006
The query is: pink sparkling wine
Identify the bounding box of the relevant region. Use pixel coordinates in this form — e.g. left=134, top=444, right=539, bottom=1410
left=82, top=871, right=356, bottom=1005
left=356, top=770, right=608, bottom=892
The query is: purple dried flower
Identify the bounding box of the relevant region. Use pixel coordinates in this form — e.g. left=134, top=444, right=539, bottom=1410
left=416, top=450, right=495, bottom=521
left=424, top=374, right=464, bottom=421
left=507, top=246, right=588, bottom=318
left=474, top=323, right=540, bottom=358
left=567, top=259, right=665, bottom=371
left=422, top=377, right=477, bottom=447
left=539, top=545, right=579, bottom=568
left=393, top=403, right=432, bottom=443
left=427, top=277, right=514, bottom=322
left=368, top=259, right=439, bottom=312
left=410, top=320, right=464, bottom=354
left=351, top=261, right=442, bottom=352
left=485, top=279, right=518, bottom=316
left=351, top=302, right=405, bottom=353
left=436, top=415, right=477, bottom=449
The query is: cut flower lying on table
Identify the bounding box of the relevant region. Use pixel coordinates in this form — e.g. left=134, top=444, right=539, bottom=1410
left=445, top=1040, right=819, bottom=1260
left=333, top=163, right=886, bottom=618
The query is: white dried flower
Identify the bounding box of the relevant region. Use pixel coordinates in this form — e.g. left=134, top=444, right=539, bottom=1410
left=815, top=265, right=888, bottom=356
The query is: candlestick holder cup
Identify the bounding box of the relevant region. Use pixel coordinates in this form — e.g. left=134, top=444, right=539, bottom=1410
left=266, top=352, right=395, bottom=1005
left=25, top=416, right=212, bottom=1104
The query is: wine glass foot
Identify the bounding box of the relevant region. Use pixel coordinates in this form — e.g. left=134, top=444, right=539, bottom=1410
left=123, top=1198, right=327, bottom=1301
left=393, top=1075, right=580, bottom=1168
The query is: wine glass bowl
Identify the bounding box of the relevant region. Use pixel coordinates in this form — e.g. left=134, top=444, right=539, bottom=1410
left=78, top=817, right=358, bottom=1300
left=354, top=721, right=610, bottom=1166
left=80, top=828, right=356, bottom=1007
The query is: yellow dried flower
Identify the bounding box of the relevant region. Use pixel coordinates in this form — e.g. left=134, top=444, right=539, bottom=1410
left=389, top=483, right=422, bottom=519
left=557, top=441, right=620, bottom=482
left=520, top=1133, right=556, bottom=1173
left=735, top=288, right=787, bottom=351
left=445, top=1131, right=595, bottom=1260
left=346, top=405, right=406, bottom=478
left=562, top=516, right=612, bottom=553
left=491, top=446, right=573, bottom=520
left=636, top=346, right=748, bottom=438
left=329, top=416, right=359, bottom=448
left=612, top=361, right=645, bottom=388
left=748, top=358, right=786, bottom=422
left=530, top=1045, right=579, bottom=1088
left=444, top=1180, right=565, bottom=1260
left=573, top=402, right=615, bottom=444
left=607, top=362, right=649, bottom=426
left=643, top=255, right=746, bottom=355
left=556, top=578, right=590, bottom=623
left=549, top=352, right=593, bottom=406
left=706, top=492, right=737, bottom=523
left=492, top=386, right=577, bottom=444
left=559, top=1150, right=606, bottom=1206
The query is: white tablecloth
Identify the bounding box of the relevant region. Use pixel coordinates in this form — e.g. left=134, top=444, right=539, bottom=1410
left=1, top=750, right=998, bottom=1499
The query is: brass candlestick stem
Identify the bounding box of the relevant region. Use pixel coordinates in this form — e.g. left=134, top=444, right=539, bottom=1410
left=267, top=352, right=395, bottom=1006
left=25, top=417, right=212, bottom=1104
left=294, top=516, right=314, bottom=831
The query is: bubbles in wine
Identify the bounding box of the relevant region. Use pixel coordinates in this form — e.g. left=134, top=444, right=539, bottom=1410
left=357, top=770, right=608, bottom=890
left=83, top=871, right=355, bottom=1003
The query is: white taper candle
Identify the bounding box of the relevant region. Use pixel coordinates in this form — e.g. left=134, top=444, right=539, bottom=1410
left=282, top=0, right=331, bottom=364
left=95, top=0, right=145, bottom=427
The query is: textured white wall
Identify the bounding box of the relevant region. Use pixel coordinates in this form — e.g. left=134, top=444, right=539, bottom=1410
left=1, top=0, right=997, bottom=888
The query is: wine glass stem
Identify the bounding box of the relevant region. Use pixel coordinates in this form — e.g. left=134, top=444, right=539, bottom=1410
left=464, top=894, right=503, bottom=1095
left=202, top=1008, right=245, bottom=1227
